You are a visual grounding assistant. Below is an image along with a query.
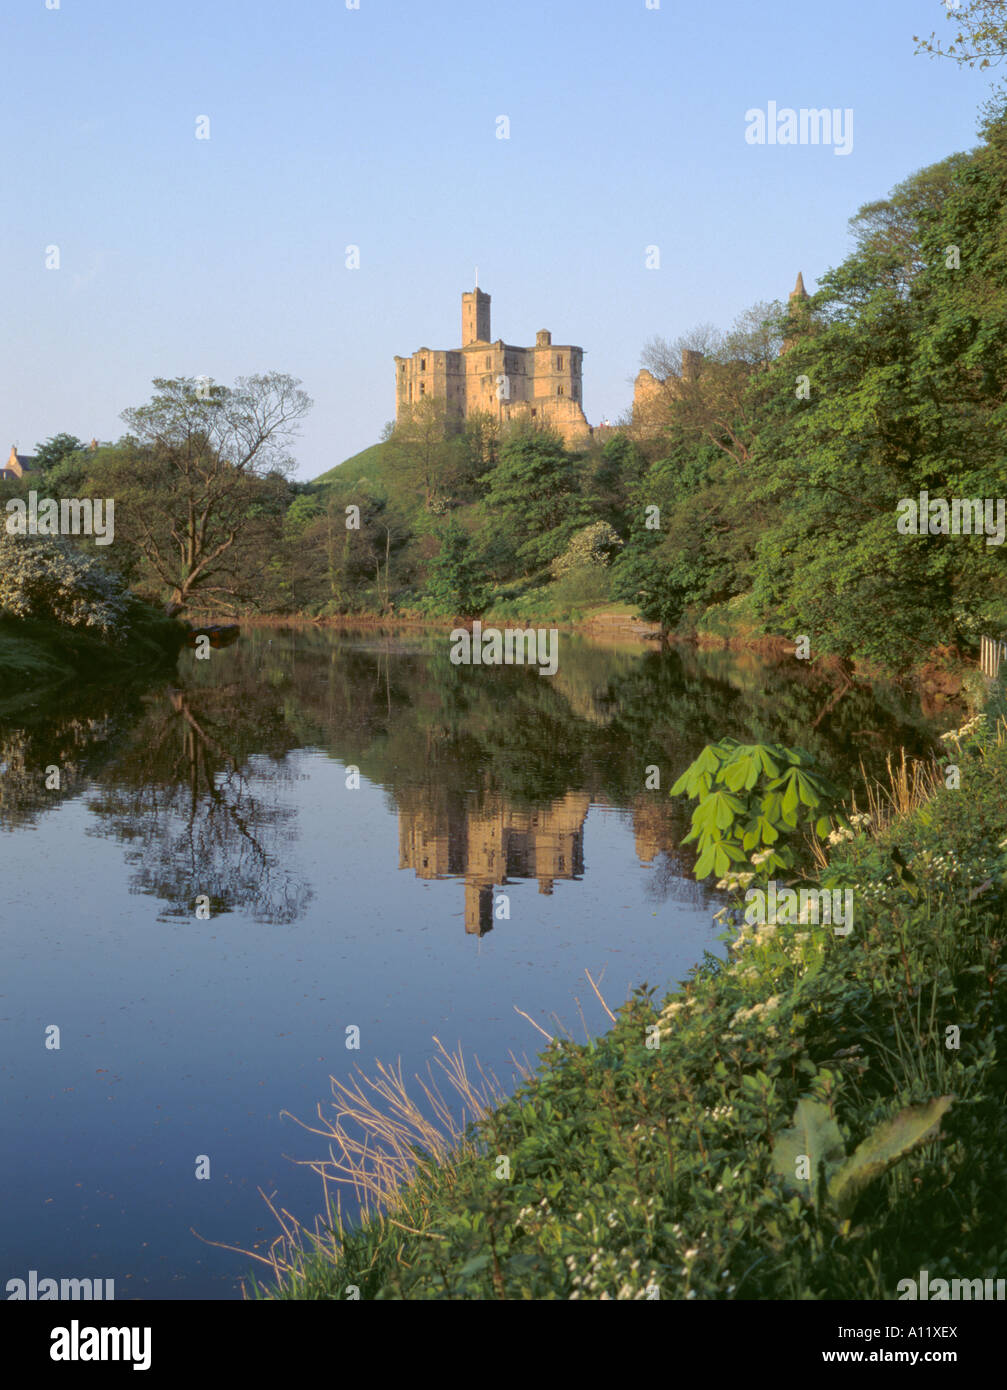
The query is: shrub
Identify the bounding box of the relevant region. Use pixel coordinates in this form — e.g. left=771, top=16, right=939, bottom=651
left=550, top=521, right=623, bottom=579
left=550, top=564, right=612, bottom=609
left=671, top=739, right=844, bottom=882
left=0, top=533, right=129, bottom=637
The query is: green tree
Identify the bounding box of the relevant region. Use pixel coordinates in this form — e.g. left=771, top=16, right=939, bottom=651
left=744, top=114, right=1007, bottom=666
left=382, top=398, right=466, bottom=511
left=638, top=300, right=784, bottom=469
left=915, top=1, right=1007, bottom=69
left=480, top=428, right=589, bottom=574
left=611, top=432, right=743, bottom=634
left=425, top=519, right=489, bottom=616
left=33, top=433, right=87, bottom=474
left=98, top=373, right=311, bottom=616
left=587, top=432, right=646, bottom=525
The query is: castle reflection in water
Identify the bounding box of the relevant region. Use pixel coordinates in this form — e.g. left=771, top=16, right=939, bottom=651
left=398, top=788, right=677, bottom=934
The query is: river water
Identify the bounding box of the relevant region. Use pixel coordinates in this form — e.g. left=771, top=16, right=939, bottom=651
left=0, top=627, right=940, bottom=1298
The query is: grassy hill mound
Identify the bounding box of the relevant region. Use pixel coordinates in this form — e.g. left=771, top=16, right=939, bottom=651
left=312, top=441, right=394, bottom=490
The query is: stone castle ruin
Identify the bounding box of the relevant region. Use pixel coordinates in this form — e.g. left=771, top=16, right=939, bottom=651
left=631, top=272, right=811, bottom=428
left=394, top=288, right=593, bottom=446
left=393, top=275, right=811, bottom=446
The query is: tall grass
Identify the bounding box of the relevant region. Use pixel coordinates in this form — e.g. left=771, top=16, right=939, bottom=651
left=857, top=748, right=945, bottom=832
left=198, top=1039, right=522, bottom=1298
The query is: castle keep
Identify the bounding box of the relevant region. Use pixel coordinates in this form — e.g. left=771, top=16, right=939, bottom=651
left=394, top=288, right=592, bottom=445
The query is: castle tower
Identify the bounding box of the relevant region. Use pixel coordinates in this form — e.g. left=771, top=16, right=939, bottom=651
left=782, top=271, right=811, bottom=354
left=461, top=288, right=491, bottom=346
left=681, top=348, right=704, bottom=381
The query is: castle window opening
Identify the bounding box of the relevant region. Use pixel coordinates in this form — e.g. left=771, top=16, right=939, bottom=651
left=557, top=385, right=564, bottom=395
left=420, top=358, right=426, bottom=371
left=420, top=383, right=425, bottom=395
left=556, top=355, right=563, bottom=370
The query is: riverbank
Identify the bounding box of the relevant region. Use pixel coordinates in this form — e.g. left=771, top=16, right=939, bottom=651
left=207, top=602, right=975, bottom=701
left=0, top=608, right=186, bottom=703
left=255, top=698, right=1007, bottom=1301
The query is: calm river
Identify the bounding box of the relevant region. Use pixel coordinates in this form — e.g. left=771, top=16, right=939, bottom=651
left=0, top=627, right=941, bottom=1298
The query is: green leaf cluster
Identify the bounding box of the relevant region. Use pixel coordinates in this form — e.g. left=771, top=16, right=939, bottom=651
left=670, top=739, right=843, bottom=881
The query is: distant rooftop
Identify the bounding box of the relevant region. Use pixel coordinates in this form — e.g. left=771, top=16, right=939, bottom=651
left=2, top=446, right=37, bottom=480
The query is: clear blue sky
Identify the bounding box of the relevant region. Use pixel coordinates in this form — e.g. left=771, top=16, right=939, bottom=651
left=0, top=0, right=993, bottom=480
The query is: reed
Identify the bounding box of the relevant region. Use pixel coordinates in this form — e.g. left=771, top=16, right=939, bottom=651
left=860, top=749, right=944, bottom=829
left=196, top=1037, right=523, bottom=1296
left=806, top=747, right=944, bottom=872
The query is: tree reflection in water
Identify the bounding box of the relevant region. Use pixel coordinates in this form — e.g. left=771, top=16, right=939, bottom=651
left=84, top=686, right=311, bottom=924
left=0, top=627, right=948, bottom=931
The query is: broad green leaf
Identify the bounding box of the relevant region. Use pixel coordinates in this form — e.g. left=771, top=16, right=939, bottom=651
left=796, top=772, right=822, bottom=808
left=827, top=1096, right=954, bottom=1220
left=771, top=1098, right=847, bottom=1207
left=758, top=748, right=781, bottom=778
left=758, top=815, right=780, bottom=844
left=695, top=844, right=717, bottom=879
left=722, top=757, right=756, bottom=792
left=711, top=791, right=747, bottom=830
left=671, top=745, right=729, bottom=799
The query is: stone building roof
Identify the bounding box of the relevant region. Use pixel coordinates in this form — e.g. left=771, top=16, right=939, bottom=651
left=2, top=446, right=37, bottom=480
